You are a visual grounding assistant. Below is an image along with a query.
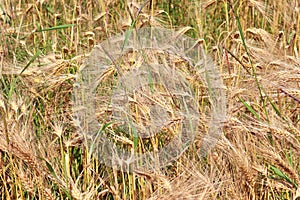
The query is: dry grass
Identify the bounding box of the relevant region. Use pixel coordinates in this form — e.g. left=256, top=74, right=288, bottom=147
left=0, top=0, right=299, bottom=199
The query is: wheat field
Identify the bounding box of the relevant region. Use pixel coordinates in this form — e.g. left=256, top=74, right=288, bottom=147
left=0, top=0, right=299, bottom=199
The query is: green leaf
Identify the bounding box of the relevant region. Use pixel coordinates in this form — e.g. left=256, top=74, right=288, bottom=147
left=238, top=97, right=261, bottom=121
left=7, top=77, right=18, bottom=101
left=20, top=50, right=42, bottom=75
left=43, top=158, right=58, bottom=180
left=35, top=24, right=76, bottom=32
left=122, top=0, right=149, bottom=50
left=130, top=120, right=138, bottom=150
left=41, top=157, right=73, bottom=198
left=269, top=165, right=298, bottom=188
left=228, top=1, right=269, bottom=121
left=89, top=122, right=113, bottom=155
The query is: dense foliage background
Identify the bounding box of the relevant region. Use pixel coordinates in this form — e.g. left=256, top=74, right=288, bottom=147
left=0, top=0, right=299, bottom=199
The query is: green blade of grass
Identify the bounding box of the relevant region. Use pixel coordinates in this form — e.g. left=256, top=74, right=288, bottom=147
left=269, top=165, right=298, bottom=189
left=122, top=26, right=135, bottom=51
left=43, top=158, right=59, bottom=180
left=228, top=0, right=269, bottom=121
left=7, top=77, right=18, bottom=101
left=146, top=64, right=154, bottom=94
left=42, top=158, right=72, bottom=198
left=89, top=122, right=113, bottom=156
left=20, top=50, right=42, bottom=75
left=238, top=96, right=261, bottom=121
left=122, top=0, right=149, bottom=50
left=130, top=120, right=139, bottom=150
left=7, top=49, right=41, bottom=101
left=35, top=24, right=76, bottom=32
